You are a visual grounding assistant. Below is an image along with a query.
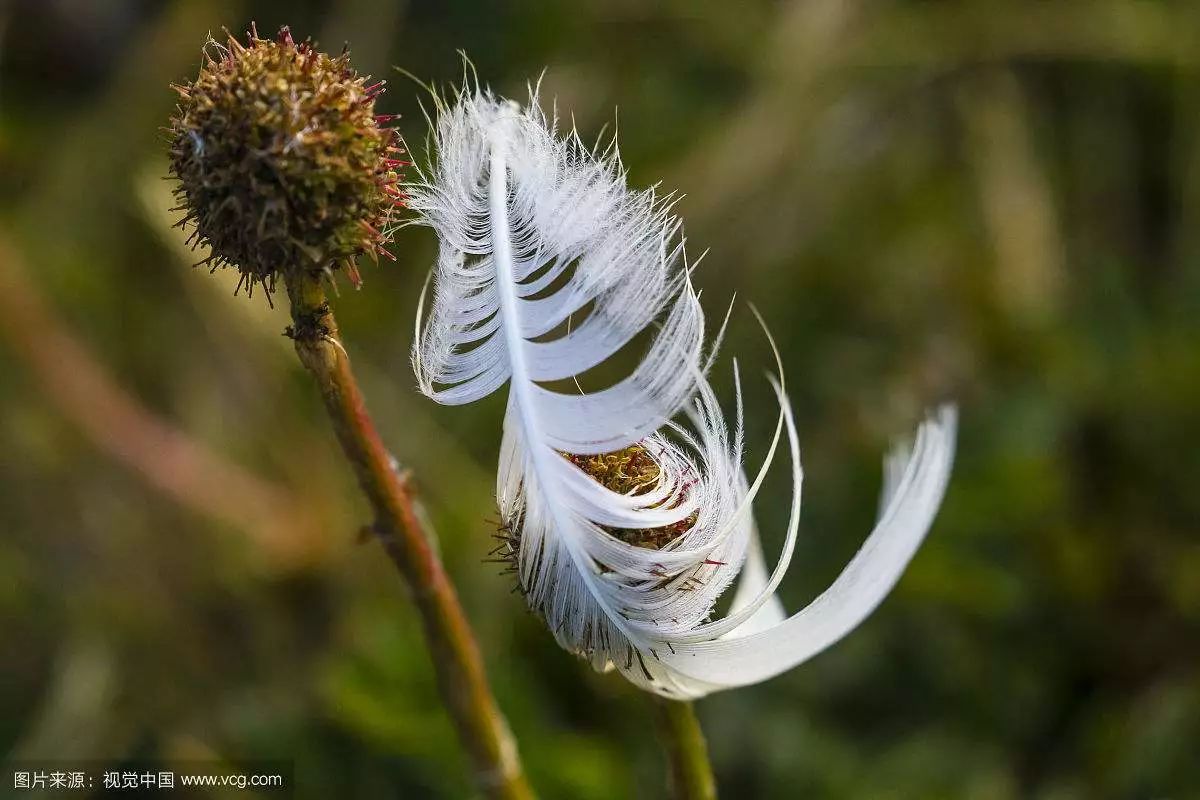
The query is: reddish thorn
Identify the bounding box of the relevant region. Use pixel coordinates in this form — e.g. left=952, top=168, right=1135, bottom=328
left=365, top=80, right=386, bottom=95
left=376, top=246, right=397, bottom=262
left=385, top=159, right=411, bottom=169
left=374, top=114, right=401, bottom=125
left=278, top=26, right=294, bottom=47
left=223, top=27, right=244, bottom=52
left=249, top=21, right=259, bottom=40
left=702, top=559, right=726, bottom=566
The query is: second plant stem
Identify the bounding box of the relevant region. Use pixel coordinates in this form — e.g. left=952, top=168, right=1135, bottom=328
left=654, top=697, right=718, bottom=800
left=284, top=270, right=534, bottom=800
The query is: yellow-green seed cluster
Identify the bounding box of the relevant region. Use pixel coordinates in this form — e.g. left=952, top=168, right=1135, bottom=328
left=491, top=444, right=698, bottom=607
left=563, top=445, right=698, bottom=550
left=167, top=26, right=402, bottom=301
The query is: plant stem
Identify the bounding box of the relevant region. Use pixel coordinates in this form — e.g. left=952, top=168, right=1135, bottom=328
left=283, top=271, right=534, bottom=800
left=653, top=698, right=718, bottom=799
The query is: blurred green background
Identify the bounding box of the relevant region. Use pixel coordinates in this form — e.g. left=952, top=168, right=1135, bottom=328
left=2, top=1, right=1199, bottom=798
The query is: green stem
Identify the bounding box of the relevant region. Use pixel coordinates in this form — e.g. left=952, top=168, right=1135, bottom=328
left=653, top=698, right=718, bottom=799
left=283, top=271, right=534, bottom=800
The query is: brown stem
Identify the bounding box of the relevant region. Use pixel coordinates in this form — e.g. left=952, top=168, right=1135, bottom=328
left=283, top=270, right=533, bottom=800
left=653, top=698, right=718, bottom=800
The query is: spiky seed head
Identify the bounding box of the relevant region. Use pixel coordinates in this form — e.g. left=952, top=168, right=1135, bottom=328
left=563, top=445, right=698, bottom=550
left=493, top=443, right=700, bottom=616
left=167, top=24, right=404, bottom=301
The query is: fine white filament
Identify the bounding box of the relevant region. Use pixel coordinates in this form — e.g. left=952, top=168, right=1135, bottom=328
left=407, top=82, right=957, bottom=698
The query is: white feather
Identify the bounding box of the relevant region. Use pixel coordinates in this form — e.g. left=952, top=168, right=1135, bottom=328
left=407, top=83, right=956, bottom=698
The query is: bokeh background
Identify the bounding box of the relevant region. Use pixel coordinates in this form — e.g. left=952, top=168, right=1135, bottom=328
left=2, top=1, right=1199, bottom=798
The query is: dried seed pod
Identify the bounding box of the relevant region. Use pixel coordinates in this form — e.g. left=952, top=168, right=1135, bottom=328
left=167, top=24, right=405, bottom=302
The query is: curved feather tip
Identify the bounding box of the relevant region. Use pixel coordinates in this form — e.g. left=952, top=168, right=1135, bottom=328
left=406, top=81, right=957, bottom=698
